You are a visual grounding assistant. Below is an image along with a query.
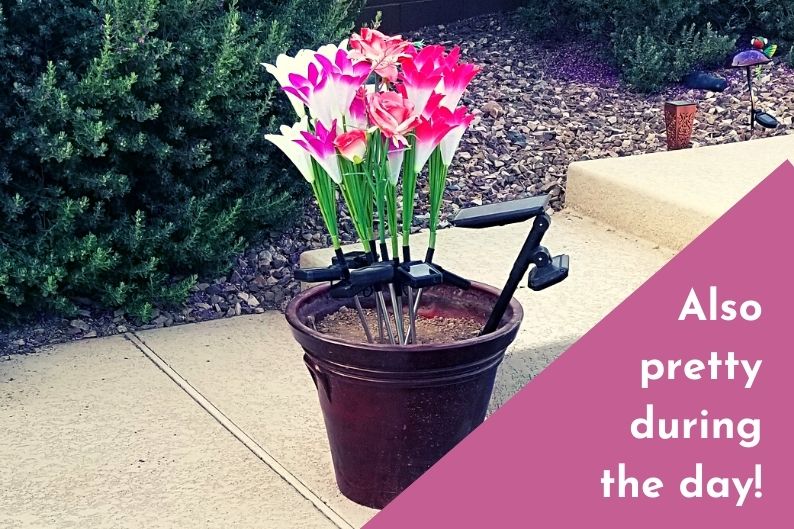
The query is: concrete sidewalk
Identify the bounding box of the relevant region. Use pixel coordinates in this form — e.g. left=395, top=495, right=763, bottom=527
left=1, top=212, right=674, bottom=528
left=0, top=335, right=345, bottom=529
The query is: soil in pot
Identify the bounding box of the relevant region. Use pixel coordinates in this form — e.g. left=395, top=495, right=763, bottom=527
left=314, top=305, right=482, bottom=344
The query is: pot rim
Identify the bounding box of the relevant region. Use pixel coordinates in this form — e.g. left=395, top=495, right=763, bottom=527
left=285, top=280, right=524, bottom=352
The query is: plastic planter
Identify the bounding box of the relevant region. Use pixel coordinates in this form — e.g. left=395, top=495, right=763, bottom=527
left=285, top=282, right=523, bottom=508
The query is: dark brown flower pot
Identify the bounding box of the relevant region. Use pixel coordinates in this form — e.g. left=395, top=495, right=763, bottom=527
left=664, top=101, right=697, bottom=150
left=285, top=282, right=523, bottom=509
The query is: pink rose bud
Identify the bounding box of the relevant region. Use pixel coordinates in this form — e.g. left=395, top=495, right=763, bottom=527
left=335, top=130, right=368, bottom=164
left=366, top=91, right=418, bottom=146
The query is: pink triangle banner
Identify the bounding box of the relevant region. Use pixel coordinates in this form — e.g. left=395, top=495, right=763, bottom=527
left=365, top=161, right=794, bottom=528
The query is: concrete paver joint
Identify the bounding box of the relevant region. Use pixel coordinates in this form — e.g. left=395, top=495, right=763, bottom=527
left=124, top=332, right=355, bottom=529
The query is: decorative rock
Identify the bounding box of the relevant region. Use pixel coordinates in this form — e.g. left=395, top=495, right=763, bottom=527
left=481, top=101, right=504, bottom=118
left=70, top=319, right=91, bottom=332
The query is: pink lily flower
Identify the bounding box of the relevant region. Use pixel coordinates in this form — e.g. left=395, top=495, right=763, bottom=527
left=439, top=58, right=480, bottom=110
left=419, top=90, right=444, bottom=120
left=294, top=120, right=343, bottom=184
left=349, top=28, right=410, bottom=82
left=335, top=129, right=367, bottom=164
left=402, top=44, right=458, bottom=71
left=439, top=106, right=476, bottom=166
left=346, top=86, right=369, bottom=130
left=412, top=107, right=456, bottom=172
left=398, top=46, right=445, bottom=116
left=367, top=91, right=419, bottom=147
left=400, top=44, right=479, bottom=111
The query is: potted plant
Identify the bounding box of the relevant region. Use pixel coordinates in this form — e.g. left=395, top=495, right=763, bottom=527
left=266, top=28, right=567, bottom=509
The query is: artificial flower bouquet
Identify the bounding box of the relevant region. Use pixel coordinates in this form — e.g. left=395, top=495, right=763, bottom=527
left=264, top=27, right=478, bottom=266
left=265, top=27, right=480, bottom=345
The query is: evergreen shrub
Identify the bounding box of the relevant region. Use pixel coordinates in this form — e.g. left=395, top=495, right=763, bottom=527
left=0, top=0, right=362, bottom=321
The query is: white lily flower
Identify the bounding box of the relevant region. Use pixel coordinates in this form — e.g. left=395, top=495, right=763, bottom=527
left=262, top=49, right=315, bottom=118
left=265, top=118, right=315, bottom=183
left=439, top=125, right=467, bottom=166
left=317, top=38, right=349, bottom=60
left=387, top=148, right=405, bottom=186
left=263, top=39, right=352, bottom=123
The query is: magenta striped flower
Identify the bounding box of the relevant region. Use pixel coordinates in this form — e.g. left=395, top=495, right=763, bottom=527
left=346, top=86, right=369, bottom=130
left=412, top=106, right=456, bottom=172
left=294, top=120, right=342, bottom=184
left=283, top=49, right=371, bottom=129
left=398, top=45, right=446, bottom=116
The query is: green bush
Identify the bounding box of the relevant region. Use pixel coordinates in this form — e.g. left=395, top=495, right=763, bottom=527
left=0, top=0, right=362, bottom=322
left=614, top=22, right=734, bottom=92
left=521, top=0, right=792, bottom=91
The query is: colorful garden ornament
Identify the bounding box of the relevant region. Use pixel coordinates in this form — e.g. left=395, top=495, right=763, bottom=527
left=731, top=39, right=779, bottom=133
left=664, top=101, right=697, bottom=150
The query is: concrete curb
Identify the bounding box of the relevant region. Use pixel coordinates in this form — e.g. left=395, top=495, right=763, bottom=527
left=566, top=134, right=794, bottom=249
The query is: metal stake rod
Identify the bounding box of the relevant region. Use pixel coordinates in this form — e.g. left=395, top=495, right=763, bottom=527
left=367, top=240, right=395, bottom=344
left=407, top=286, right=417, bottom=344
left=332, top=248, right=373, bottom=343
left=388, top=283, right=406, bottom=344
left=376, top=291, right=396, bottom=344
left=746, top=66, right=756, bottom=132
left=403, top=287, right=424, bottom=345
left=395, top=293, right=404, bottom=336
left=405, top=247, right=435, bottom=343
left=353, top=295, right=373, bottom=343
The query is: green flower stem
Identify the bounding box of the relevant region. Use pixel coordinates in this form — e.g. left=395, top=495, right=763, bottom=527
left=386, top=182, right=399, bottom=259
left=427, top=146, right=448, bottom=251
left=373, top=134, right=388, bottom=248
left=338, top=157, right=373, bottom=252
left=310, top=159, right=340, bottom=250
left=401, top=134, right=418, bottom=249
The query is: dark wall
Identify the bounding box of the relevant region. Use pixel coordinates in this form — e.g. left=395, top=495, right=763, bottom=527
left=359, top=0, right=524, bottom=32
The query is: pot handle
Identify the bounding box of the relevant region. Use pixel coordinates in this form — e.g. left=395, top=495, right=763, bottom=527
left=303, top=354, right=331, bottom=402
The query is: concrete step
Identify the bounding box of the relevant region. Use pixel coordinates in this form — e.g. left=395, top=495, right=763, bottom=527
left=566, top=134, right=794, bottom=250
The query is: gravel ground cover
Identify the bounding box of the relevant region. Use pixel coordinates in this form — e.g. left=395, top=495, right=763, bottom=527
left=2, top=12, right=792, bottom=354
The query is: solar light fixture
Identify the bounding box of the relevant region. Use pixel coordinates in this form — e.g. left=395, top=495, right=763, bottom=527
left=295, top=194, right=568, bottom=344
left=295, top=251, right=376, bottom=343
left=450, top=195, right=569, bottom=336
left=731, top=49, right=778, bottom=133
